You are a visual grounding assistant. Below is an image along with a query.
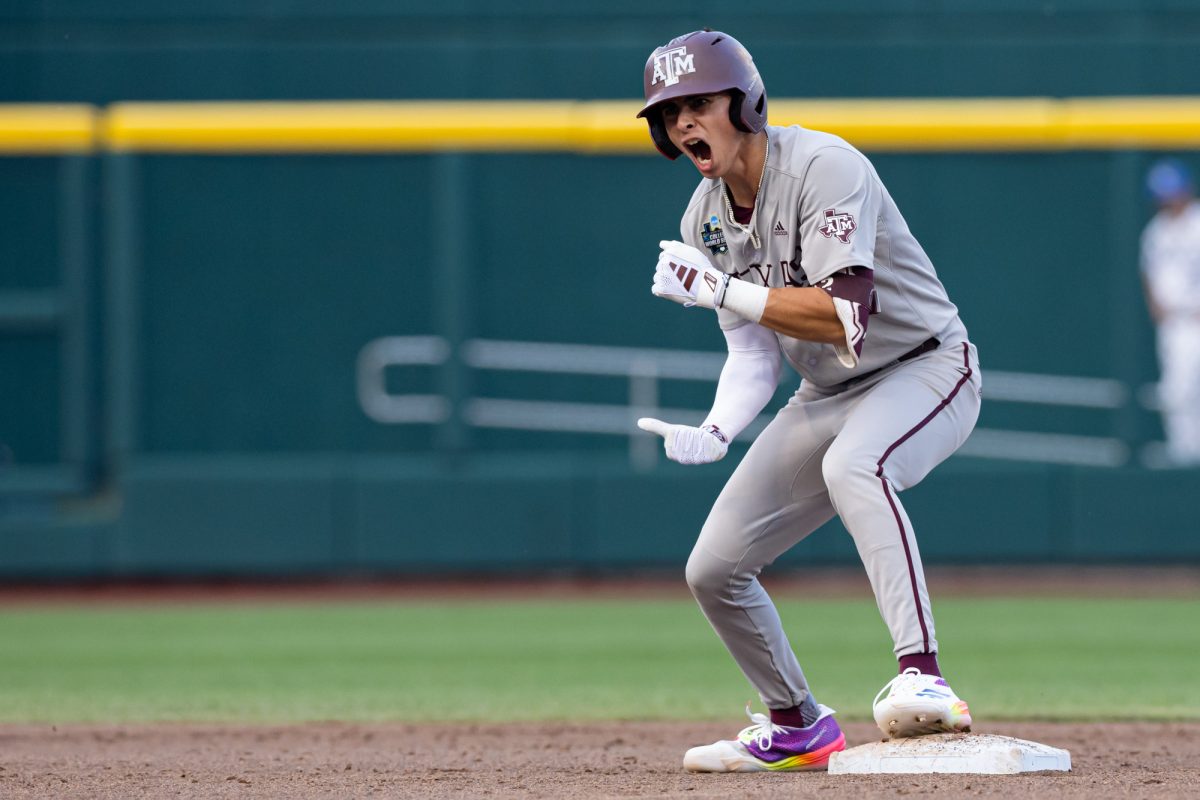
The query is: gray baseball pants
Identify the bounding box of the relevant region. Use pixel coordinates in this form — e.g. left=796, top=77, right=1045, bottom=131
left=685, top=339, right=981, bottom=710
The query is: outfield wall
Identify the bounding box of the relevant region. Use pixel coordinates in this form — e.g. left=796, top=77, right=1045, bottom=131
left=3, top=4, right=1200, bottom=577
left=4, top=454, right=1200, bottom=580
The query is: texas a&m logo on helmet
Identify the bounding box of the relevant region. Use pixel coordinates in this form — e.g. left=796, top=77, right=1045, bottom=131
left=651, top=46, right=696, bottom=87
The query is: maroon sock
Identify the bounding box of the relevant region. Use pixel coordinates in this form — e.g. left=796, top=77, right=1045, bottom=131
left=769, top=705, right=808, bottom=728
left=898, top=652, right=941, bottom=677
left=768, top=694, right=820, bottom=728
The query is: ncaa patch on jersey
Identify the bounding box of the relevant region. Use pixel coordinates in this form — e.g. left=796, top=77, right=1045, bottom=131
left=702, top=215, right=728, bottom=255
left=818, top=208, right=857, bottom=244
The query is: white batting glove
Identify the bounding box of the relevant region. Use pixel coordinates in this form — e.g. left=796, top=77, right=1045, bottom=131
left=652, top=240, right=729, bottom=310
left=637, top=418, right=729, bottom=465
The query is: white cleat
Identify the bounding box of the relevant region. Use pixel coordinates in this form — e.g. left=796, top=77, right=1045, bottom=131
left=872, top=667, right=973, bottom=739
left=682, top=739, right=762, bottom=773
left=683, top=704, right=845, bottom=772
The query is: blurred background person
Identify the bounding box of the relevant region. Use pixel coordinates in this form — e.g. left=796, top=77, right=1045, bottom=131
left=1140, top=158, right=1200, bottom=466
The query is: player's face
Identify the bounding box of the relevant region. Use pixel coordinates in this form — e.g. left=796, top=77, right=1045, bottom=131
left=660, top=93, right=743, bottom=179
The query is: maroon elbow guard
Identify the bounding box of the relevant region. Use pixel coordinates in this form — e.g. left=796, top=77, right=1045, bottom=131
left=817, top=268, right=880, bottom=358
left=818, top=267, right=879, bottom=311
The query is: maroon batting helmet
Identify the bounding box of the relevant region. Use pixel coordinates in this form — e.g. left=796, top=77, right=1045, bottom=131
left=637, top=30, right=767, bottom=160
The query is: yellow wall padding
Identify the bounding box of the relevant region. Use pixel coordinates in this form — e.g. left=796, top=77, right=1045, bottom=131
left=7, top=98, right=1200, bottom=155
left=100, top=97, right=1200, bottom=154
left=0, top=105, right=97, bottom=154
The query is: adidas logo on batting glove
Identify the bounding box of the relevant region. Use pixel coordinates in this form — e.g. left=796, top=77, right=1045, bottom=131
left=651, top=240, right=729, bottom=310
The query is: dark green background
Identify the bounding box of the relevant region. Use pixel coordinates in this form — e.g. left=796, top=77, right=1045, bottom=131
left=1, top=2, right=1196, bottom=577
left=5, top=2, right=1200, bottom=102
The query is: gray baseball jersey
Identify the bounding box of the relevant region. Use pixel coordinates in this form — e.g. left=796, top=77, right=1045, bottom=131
left=680, top=124, right=964, bottom=389
left=678, top=124, right=981, bottom=715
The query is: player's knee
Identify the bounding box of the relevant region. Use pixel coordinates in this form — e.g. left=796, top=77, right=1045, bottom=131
left=685, top=548, right=733, bottom=599
left=821, top=445, right=877, bottom=495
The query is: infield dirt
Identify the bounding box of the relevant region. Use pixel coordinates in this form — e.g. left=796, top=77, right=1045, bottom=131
left=0, top=719, right=1196, bottom=799
left=2, top=568, right=1196, bottom=798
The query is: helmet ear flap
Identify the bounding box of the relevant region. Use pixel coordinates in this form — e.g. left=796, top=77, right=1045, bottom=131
left=648, top=111, right=682, bottom=159
left=726, top=88, right=767, bottom=134
left=727, top=89, right=751, bottom=133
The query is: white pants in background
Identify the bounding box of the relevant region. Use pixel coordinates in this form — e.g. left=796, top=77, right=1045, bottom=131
left=1157, top=316, right=1200, bottom=464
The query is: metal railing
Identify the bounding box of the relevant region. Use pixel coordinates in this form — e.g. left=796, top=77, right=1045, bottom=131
left=356, top=335, right=1160, bottom=470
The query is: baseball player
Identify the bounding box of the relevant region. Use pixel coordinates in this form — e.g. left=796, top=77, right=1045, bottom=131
left=634, top=30, right=981, bottom=772
left=1140, top=158, right=1200, bottom=465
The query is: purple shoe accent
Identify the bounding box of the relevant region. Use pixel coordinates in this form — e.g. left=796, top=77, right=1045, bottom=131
left=743, top=713, right=844, bottom=765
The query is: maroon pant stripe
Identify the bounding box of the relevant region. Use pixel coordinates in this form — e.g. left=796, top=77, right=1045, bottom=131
left=874, top=343, right=972, bottom=653
left=880, top=479, right=929, bottom=651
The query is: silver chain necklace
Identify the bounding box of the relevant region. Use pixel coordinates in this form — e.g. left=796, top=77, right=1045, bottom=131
left=721, top=135, right=769, bottom=249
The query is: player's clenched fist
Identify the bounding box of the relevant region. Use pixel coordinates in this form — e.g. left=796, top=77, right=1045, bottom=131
left=652, top=240, right=730, bottom=310
left=637, top=417, right=729, bottom=464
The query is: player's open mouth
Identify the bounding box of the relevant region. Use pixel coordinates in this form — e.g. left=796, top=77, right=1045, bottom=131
left=685, top=138, right=712, bottom=165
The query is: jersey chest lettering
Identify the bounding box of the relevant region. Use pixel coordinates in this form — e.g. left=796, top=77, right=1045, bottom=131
left=728, top=258, right=808, bottom=288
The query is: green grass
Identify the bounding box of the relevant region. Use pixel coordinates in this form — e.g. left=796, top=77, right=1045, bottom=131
left=0, top=597, right=1195, bottom=723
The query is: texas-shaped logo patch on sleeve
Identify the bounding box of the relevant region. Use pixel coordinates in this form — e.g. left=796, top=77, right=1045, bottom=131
left=817, top=209, right=857, bottom=244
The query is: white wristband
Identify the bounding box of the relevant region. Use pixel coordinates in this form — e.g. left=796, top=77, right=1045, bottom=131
left=719, top=279, right=769, bottom=323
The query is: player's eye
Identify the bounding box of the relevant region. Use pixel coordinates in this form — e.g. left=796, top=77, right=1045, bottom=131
left=689, top=96, right=711, bottom=110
